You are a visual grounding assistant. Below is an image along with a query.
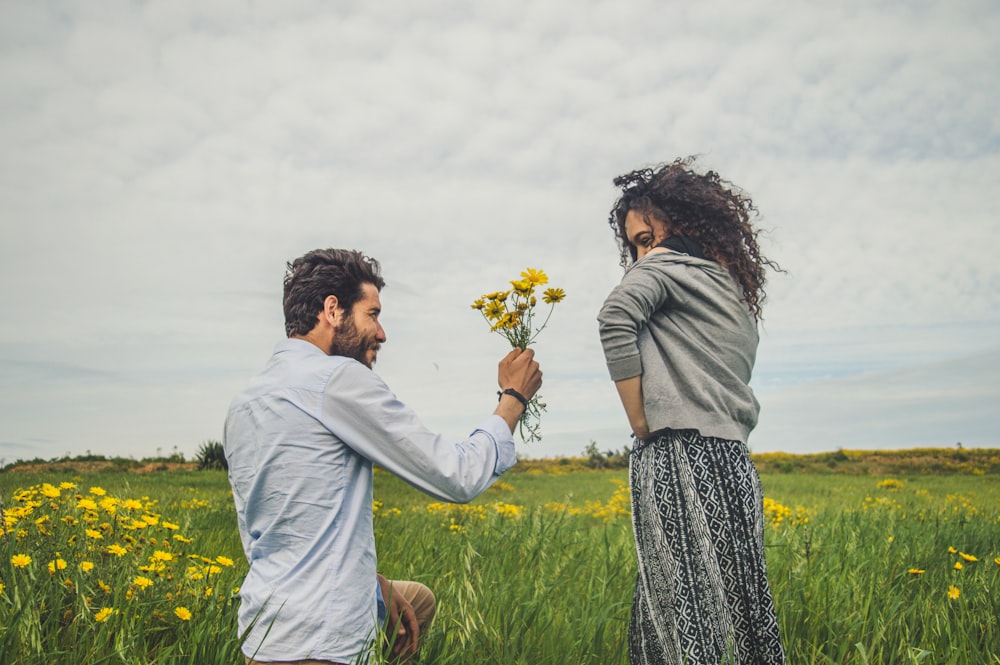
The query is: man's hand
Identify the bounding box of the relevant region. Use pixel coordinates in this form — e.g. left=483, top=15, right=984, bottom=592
left=378, top=575, right=420, bottom=659
left=495, top=348, right=543, bottom=431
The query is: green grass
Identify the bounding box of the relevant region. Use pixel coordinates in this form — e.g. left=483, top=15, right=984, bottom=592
left=0, top=467, right=997, bottom=664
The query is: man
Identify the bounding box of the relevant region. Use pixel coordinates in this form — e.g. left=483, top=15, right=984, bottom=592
left=224, top=248, right=542, bottom=664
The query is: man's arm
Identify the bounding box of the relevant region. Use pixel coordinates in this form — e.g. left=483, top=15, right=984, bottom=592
left=493, top=347, right=542, bottom=432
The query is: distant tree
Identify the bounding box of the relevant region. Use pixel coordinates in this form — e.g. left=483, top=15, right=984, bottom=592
left=195, top=440, right=228, bottom=471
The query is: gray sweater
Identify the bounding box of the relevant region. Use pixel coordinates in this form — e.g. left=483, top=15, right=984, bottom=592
left=597, top=251, right=760, bottom=443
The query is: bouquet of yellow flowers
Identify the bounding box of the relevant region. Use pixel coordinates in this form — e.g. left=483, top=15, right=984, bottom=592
left=471, top=268, right=566, bottom=442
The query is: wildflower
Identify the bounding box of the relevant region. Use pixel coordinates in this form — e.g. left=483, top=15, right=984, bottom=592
left=216, top=556, right=234, bottom=567
left=173, top=534, right=193, bottom=544
left=470, top=299, right=486, bottom=310
left=11, top=554, right=31, bottom=568
left=47, top=558, right=68, bottom=574
left=510, top=279, right=533, bottom=295
left=0, top=581, right=5, bottom=595
left=208, top=565, right=222, bottom=575
left=94, top=607, right=115, bottom=622
left=89, top=487, right=107, bottom=496
left=887, top=536, right=894, bottom=543
left=907, top=568, right=925, bottom=575
left=106, top=544, right=128, bottom=557
left=542, top=287, right=566, bottom=304
left=161, top=521, right=180, bottom=530
left=958, top=552, right=978, bottom=562
left=995, top=557, right=1000, bottom=566
left=77, top=498, right=98, bottom=511
left=948, top=546, right=957, bottom=554
left=953, top=561, right=963, bottom=571
left=40, top=483, right=61, bottom=498
left=947, top=585, right=960, bottom=600
left=153, top=550, right=175, bottom=562
left=59, top=482, right=77, bottom=490
left=521, top=268, right=548, bottom=286
left=132, top=576, right=154, bottom=590
left=80, top=561, right=95, bottom=573
left=174, top=606, right=192, bottom=621
left=122, top=499, right=143, bottom=510
left=98, top=580, right=111, bottom=593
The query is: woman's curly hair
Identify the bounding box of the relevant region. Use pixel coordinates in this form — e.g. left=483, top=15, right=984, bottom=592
left=608, top=156, right=781, bottom=321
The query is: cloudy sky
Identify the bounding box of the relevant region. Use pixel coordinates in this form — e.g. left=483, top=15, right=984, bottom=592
left=2, top=0, right=997, bottom=463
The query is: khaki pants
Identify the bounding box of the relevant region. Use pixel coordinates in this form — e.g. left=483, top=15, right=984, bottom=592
left=245, top=580, right=436, bottom=665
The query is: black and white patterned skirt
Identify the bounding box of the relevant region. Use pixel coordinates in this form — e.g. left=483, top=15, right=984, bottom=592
left=629, top=430, right=785, bottom=665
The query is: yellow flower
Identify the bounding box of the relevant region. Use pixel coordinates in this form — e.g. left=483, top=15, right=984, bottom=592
left=948, top=546, right=957, bottom=554
left=995, top=557, right=1000, bottom=566
left=80, top=561, right=95, bottom=573
left=470, top=298, right=486, bottom=310
left=947, top=585, right=960, bottom=600
left=0, top=582, right=5, bottom=595
left=98, top=580, right=111, bottom=593
left=907, top=568, right=925, bottom=575
left=174, top=606, right=192, bottom=621
left=510, top=279, right=533, bottom=295
left=89, top=486, right=107, bottom=496
left=40, top=483, right=61, bottom=498
left=953, top=561, right=963, bottom=571
left=85, top=529, right=103, bottom=540
left=94, top=607, right=115, bottom=622
left=520, top=268, right=548, bottom=286
left=152, top=550, right=175, bottom=562
left=106, top=544, right=128, bottom=557
left=887, top=536, right=894, bottom=543
left=484, top=301, right=505, bottom=320
left=11, top=554, right=32, bottom=568
left=77, top=498, right=98, bottom=511
left=216, top=556, right=234, bottom=567
left=161, top=521, right=179, bottom=530
left=132, top=576, right=153, bottom=590
left=173, top=534, right=193, bottom=544
left=958, top=552, right=978, bottom=562
left=59, top=482, right=77, bottom=490
left=122, top=499, right=143, bottom=510
left=47, top=558, right=68, bottom=574
left=542, top=288, right=566, bottom=304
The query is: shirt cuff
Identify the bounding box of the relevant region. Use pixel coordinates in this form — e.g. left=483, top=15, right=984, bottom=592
left=475, top=414, right=517, bottom=475
left=607, top=354, right=643, bottom=381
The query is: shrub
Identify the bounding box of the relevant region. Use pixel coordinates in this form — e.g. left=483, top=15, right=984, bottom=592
left=195, top=440, right=228, bottom=471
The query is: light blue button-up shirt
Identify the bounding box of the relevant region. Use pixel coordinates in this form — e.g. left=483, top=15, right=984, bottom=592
left=224, top=338, right=517, bottom=663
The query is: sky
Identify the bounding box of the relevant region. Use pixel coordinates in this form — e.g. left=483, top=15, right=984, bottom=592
left=1, top=0, right=998, bottom=463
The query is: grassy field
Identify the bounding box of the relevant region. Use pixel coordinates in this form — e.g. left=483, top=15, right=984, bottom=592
left=0, top=456, right=997, bottom=664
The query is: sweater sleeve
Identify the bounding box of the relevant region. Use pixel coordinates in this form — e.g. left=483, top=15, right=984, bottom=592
left=597, top=261, right=673, bottom=381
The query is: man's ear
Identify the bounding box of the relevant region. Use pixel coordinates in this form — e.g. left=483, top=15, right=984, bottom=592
left=322, top=295, right=343, bottom=328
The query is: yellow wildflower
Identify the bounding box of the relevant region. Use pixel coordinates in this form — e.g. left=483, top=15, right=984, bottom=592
left=106, top=544, right=128, bottom=557
left=953, top=561, right=963, bottom=571
left=510, top=279, right=533, bottom=295
left=995, top=556, right=1000, bottom=566
left=484, top=300, right=504, bottom=320
left=958, top=552, right=978, bottom=562
left=132, top=576, right=153, bottom=590
left=161, top=521, right=180, bottom=530
left=521, top=268, right=548, bottom=285
left=0, top=581, right=5, bottom=595
left=173, top=534, right=193, bottom=544
left=98, top=580, right=112, bottom=593
left=59, top=482, right=77, bottom=490
left=85, top=529, right=103, bottom=540
left=11, top=554, right=31, bottom=568
left=77, top=498, right=98, bottom=511
left=948, top=546, right=957, bottom=554
left=152, top=550, right=175, bottom=562
left=542, top=287, right=566, bottom=304
left=470, top=298, right=486, bottom=310
left=94, top=607, right=115, bottom=622
left=174, top=606, right=192, bottom=621
left=89, top=487, right=107, bottom=496
left=80, top=561, right=95, bottom=573
left=47, top=558, right=68, bottom=574
left=122, top=499, right=143, bottom=510
left=947, top=585, right=960, bottom=600
left=216, top=556, right=235, bottom=567
left=907, top=568, right=925, bottom=575
left=40, top=483, right=61, bottom=498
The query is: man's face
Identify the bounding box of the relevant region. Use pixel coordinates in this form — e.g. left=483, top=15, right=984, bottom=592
left=329, top=283, right=386, bottom=368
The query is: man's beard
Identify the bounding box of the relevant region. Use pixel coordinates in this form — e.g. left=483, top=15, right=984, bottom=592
left=329, top=315, right=380, bottom=367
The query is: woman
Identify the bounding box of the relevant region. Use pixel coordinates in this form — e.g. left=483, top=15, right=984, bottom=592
left=598, top=157, right=785, bottom=664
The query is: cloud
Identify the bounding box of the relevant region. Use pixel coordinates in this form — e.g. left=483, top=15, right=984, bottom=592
left=0, top=0, right=998, bottom=460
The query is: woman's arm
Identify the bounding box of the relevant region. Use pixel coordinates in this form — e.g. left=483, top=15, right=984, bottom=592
left=613, top=375, right=649, bottom=440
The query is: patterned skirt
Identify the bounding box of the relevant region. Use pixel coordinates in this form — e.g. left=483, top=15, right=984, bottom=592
left=628, top=430, right=785, bottom=665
